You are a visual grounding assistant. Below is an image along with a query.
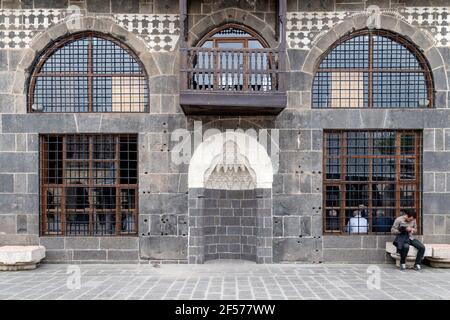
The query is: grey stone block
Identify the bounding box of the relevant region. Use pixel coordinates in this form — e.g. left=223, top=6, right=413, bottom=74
left=0, top=72, right=14, bottom=93
left=100, top=237, right=138, bottom=249
left=107, top=250, right=139, bottom=261
left=434, top=215, right=446, bottom=234
left=283, top=216, right=300, bottom=236
left=34, top=0, right=68, bottom=8
left=73, top=250, right=107, bottom=261
left=289, top=72, right=313, bottom=91
left=273, top=238, right=322, bottom=262
left=139, top=236, right=187, bottom=260
left=323, top=236, right=362, bottom=249
left=323, top=249, right=387, bottom=263
left=273, top=216, right=283, bottom=236
left=0, top=174, right=14, bottom=192
left=0, top=94, right=15, bottom=113
left=14, top=173, right=27, bottom=194
left=44, top=250, right=73, bottom=262
left=287, top=49, right=308, bottom=71
left=65, top=237, right=100, bottom=250
left=39, top=237, right=65, bottom=249
left=0, top=215, right=16, bottom=234
left=16, top=214, right=27, bottom=233
left=424, top=193, right=450, bottom=213
left=0, top=153, right=37, bottom=172
left=0, top=51, right=8, bottom=71
left=0, top=134, right=15, bottom=151
left=86, top=0, right=111, bottom=13
left=0, top=234, right=38, bottom=245
left=111, top=0, right=139, bottom=13
left=423, top=172, right=434, bottom=192
left=423, top=152, right=450, bottom=172
left=0, top=194, right=38, bottom=214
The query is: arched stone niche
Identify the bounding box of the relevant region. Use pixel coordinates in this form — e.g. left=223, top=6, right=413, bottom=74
left=187, top=132, right=273, bottom=264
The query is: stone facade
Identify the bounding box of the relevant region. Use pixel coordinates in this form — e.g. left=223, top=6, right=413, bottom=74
left=0, top=0, right=450, bottom=264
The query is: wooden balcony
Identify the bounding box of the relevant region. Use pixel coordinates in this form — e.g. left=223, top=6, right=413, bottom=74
left=180, top=47, right=286, bottom=115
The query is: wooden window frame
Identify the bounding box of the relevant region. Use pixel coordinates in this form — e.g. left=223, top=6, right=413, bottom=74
left=323, top=130, right=422, bottom=235
left=40, top=133, right=139, bottom=236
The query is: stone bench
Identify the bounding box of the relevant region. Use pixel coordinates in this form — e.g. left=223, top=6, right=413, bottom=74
left=0, top=246, right=46, bottom=271
left=385, top=242, right=432, bottom=268
left=427, top=244, right=450, bottom=268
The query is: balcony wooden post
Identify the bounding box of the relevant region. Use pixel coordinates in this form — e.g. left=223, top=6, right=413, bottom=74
left=179, top=0, right=188, bottom=91
left=278, top=0, right=287, bottom=92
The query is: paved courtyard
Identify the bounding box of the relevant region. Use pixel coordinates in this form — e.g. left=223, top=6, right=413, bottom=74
left=1, top=262, right=450, bottom=300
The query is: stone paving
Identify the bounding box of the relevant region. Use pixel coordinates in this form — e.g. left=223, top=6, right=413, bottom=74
left=1, top=262, right=450, bottom=300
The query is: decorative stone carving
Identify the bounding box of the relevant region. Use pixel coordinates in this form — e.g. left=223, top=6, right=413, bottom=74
left=204, top=141, right=256, bottom=190
left=188, top=132, right=273, bottom=189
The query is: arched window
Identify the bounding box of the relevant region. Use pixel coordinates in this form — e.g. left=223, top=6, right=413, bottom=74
left=193, top=24, right=273, bottom=91
left=28, top=32, right=149, bottom=113
left=312, top=29, right=433, bottom=108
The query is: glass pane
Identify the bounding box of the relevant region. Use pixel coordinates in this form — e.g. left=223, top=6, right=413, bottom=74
left=41, top=38, right=89, bottom=73
left=372, top=72, right=428, bottom=108
left=93, top=135, right=116, bottom=160
left=373, top=131, right=396, bottom=155
left=373, top=35, right=421, bottom=69
left=400, top=158, right=416, bottom=180
left=345, top=184, right=369, bottom=208
left=346, top=131, right=369, bottom=155
left=400, top=185, right=416, bottom=207
left=372, top=158, right=396, bottom=181
left=401, top=134, right=416, bottom=154
left=372, top=208, right=396, bottom=233
left=319, top=35, right=369, bottom=69
left=93, top=162, right=116, bottom=185
left=372, top=183, right=396, bottom=207
left=34, top=76, right=89, bottom=112
left=66, top=135, right=89, bottom=159
left=92, top=37, right=142, bottom=74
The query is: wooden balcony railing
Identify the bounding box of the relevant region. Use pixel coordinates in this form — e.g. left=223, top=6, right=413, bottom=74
left=180, top=47, right=284, bottom=93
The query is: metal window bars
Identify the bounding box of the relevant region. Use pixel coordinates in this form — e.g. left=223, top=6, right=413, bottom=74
left=40, top=134, right=138, bottom=236
left=323, top=130, right=422, bottom=235
left=312, top=29, right=433, bottom=108
left=29, top=32, right=149, bottom=113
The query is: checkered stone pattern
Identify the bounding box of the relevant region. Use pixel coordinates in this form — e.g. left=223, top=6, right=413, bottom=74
left=287, top=7, right=450, bottom=50
left=404, top=7, right=450, bottom=47
left=0, top=9, right=180, bottom=51
left=1, top=263, right=450, bottom=300
left=0, top=9, right=68, bottom=49
left=114, top=14, right=180, bottom=52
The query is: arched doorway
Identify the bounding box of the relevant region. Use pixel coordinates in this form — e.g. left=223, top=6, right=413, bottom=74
left=188, top=132, right=273, bottom=264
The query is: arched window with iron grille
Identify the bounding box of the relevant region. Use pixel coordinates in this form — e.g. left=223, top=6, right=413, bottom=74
left=28, top=32, right=149, bottom=113
left=312, top=29, right=434, bottom=109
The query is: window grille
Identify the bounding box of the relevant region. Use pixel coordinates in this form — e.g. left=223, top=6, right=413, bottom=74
left=313, top=30, right=433, bottom=108
left=29, top=32, right=149, bottom=113
left=323, top=130, right=422, bottom=235
left=40, top=134, right=138, bottom=236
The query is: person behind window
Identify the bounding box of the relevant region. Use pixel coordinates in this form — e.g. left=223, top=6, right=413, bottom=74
left=327, top=209, right=340, bottom=231
left=346, top=209, right=368, bottom=234
left=358, top=204, right=368, bottom=218
left=373, top=209, right=394, bottom=233
left=391, top=209, right=424, bottom=271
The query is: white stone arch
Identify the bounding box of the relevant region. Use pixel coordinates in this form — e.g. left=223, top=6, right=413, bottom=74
left=188, top=132, right=273, bottom=190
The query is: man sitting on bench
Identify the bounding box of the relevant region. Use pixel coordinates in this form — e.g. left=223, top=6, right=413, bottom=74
left=391, top=210, right=425, bottom=271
